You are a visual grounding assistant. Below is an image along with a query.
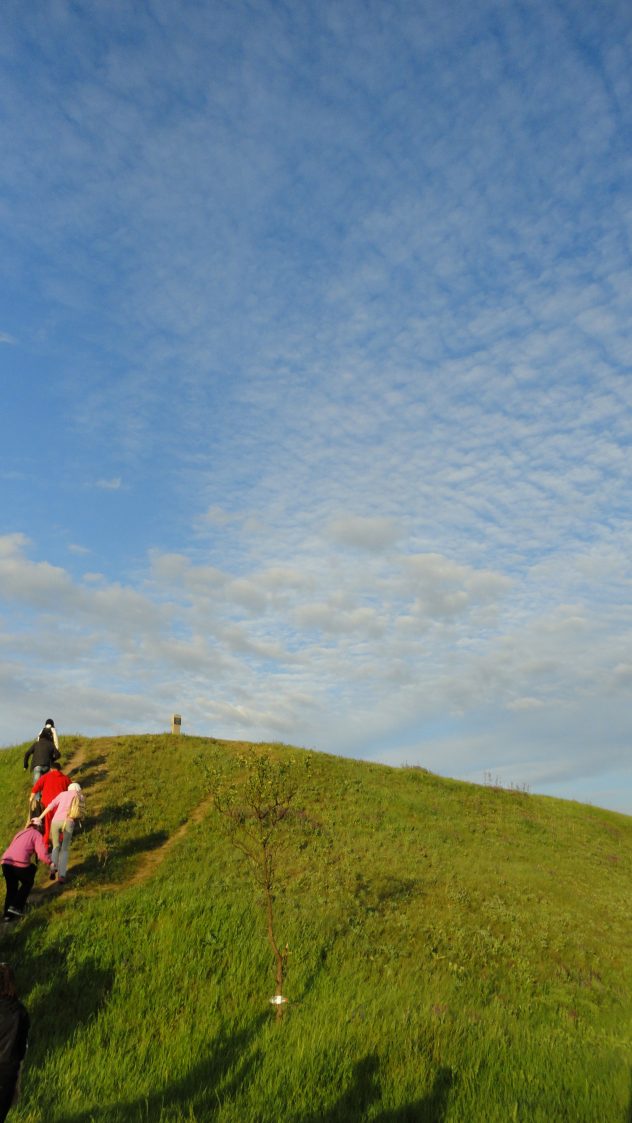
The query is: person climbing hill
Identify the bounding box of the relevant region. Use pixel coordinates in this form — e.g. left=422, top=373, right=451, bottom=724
left=1, top=822, right=52, bottom=922
left=23, top=725, right=60, bottom=784
left=34, top=784, right=85, bottom=885
left=0, top=964, right=30, bottom=1121
left=38, top=719, right=59, bottom=752
left=30, top=763, right=70, bottom=847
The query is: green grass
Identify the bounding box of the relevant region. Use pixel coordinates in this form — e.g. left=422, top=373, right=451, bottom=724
left=1, top=735, right=631, bottom=1121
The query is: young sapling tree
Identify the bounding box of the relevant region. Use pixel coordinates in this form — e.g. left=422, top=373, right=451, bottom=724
left=201, top=748, right=311, bottom=1019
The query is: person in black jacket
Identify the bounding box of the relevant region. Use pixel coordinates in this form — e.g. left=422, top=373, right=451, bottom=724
left=23, top=726, right=60, bottom=784
left=38, top=719, right=59, bottom=753
left=0, top=964, right=29, bottom=1121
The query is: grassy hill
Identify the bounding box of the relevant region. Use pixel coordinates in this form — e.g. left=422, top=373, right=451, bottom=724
left=1, top=734, right=631, bottom=1123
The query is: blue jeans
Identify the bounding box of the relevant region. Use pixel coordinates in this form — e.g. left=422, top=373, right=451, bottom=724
left=51, top=820, right=75, bottom=880
left=33, top=765, right=50, bottom=784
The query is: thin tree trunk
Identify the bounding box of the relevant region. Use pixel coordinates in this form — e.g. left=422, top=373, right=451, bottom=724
left=263, top=866, right=285, bottom=1019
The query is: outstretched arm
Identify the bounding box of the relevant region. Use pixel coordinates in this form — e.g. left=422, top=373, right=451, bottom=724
left=35, top=792, right=62, bottom=820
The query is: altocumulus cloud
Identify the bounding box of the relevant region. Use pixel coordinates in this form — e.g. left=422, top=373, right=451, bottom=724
left=0, top=0, right=630, bottom=812
left=327, top=515, right=402, bottom=552
left=1, top=529, right=629, bottom=813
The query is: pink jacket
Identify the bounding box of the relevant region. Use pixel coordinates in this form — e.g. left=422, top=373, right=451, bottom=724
left=2, top=826, right=52, bottom=868
left=43, top=789, right=84, bottom=823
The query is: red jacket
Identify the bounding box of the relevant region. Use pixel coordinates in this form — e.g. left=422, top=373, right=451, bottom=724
left=31, top=770, right=70, bottom=805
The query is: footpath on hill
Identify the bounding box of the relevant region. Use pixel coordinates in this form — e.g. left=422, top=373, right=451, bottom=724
left=28, top=738, right=102, bottom=908
left=30, top=735, right=218, bottom=904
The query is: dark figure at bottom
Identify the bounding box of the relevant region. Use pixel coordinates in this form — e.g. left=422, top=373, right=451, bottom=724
left=0, top=964, right=29, bottom=1121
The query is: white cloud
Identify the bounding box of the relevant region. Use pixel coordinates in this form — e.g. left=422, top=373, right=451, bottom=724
left=294, top=601, right=384, bottom=638
left=0, top=534, right=30, bottom=558
left=0, top=521, right=629, bottom=810
left=0, top=0, right=630, bottom=812
left=198, top=505, right=235, bottom=527
left=327, top=516, right=402, bottom=552
left=505, top=697, right=545, bottom=712
left=94, top=477, right=123, bottom=490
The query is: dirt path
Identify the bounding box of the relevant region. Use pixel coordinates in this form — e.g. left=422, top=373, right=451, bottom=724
left=34, top=755, right=215, bottom=903
left=35, top=790, right=216, bottom=904
left=0, top=740, right=99, bottom=935
left=65, top=741, right=90, bottom=777
left=28, top=739, right=109, bottom=906
left=124, top=790, right=216, bottom=888
left=8, top=738, right=216, bottom=918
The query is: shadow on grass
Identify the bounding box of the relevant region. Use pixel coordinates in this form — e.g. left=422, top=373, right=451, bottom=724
left=53, top=1017, right=266, bottom=1123
left=67, top=755, right=108, bottom=789
left=353, top=873, right=422, bottom=917
left=2, top=913, right=113, bottom=1066
left=77, top=801, right=138, bottom=834
left=68, top=829, right=170, bottom=880
left=69, top=753, right=108, bottom=771
left=373, top=1065, right=453, bottom=1122
left=24, top=830, right=170, bottom=897
left=67, top=768, right=107, bottom=792
left=299, top=1053, right=453, bottom=1123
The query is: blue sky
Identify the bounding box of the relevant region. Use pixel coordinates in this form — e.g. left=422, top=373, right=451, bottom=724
left=1, top=0, right=631, bottom=814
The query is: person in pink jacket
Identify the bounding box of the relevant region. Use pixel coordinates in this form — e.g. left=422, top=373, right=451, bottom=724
left=35, top=782, right=85, bottom=884
left=2, top=821, right=52, bottom=921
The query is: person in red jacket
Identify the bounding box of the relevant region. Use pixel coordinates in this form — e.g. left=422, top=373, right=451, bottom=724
left=30, top=763, right=70, bottom=847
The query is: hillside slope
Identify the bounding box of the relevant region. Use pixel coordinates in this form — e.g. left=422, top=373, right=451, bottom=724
left=1, top=734, right=631, bottom=1123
